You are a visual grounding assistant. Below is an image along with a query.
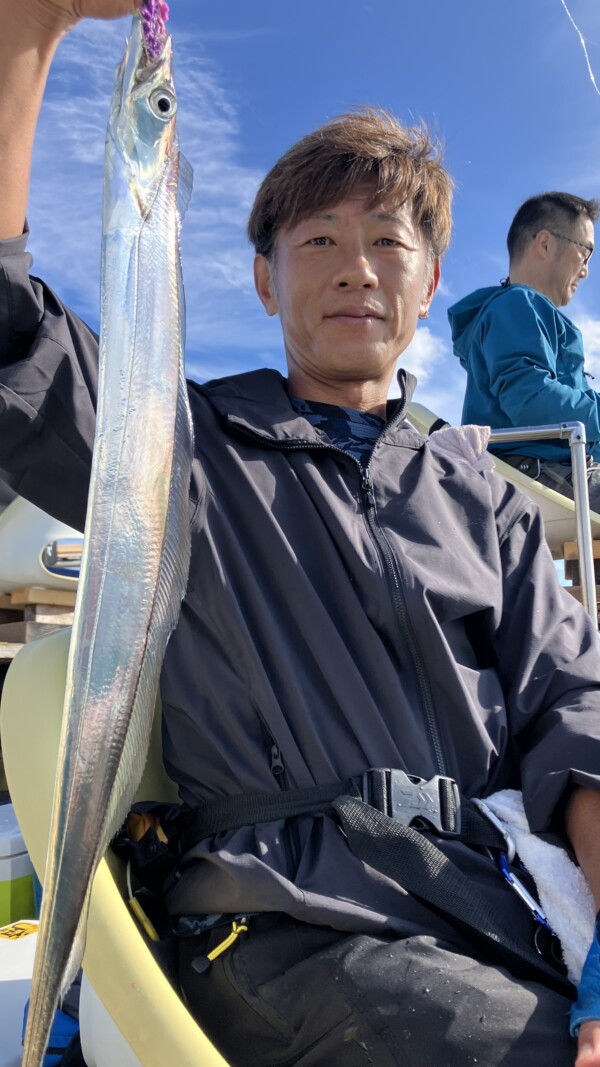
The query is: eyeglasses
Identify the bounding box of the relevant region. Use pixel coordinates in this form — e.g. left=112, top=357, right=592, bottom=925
left=546, top=229, right=594, bottom=266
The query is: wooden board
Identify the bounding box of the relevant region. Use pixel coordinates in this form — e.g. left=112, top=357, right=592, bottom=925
left=0, top=605, right=74, bottom=625
left=563, top=541, right=600, bottom=560
left=565, top=585, right=600, bottom=609
left=564, top=559, right=600, bottom=582
left=0, top=621, right=70, bottom=643
left=9, top=587, right=77, bottom=608
left=0, top=643, right=24, bottom=664
left=0, top=594, right=13, bottom=610
left=25, top=609, right=74, bottom=625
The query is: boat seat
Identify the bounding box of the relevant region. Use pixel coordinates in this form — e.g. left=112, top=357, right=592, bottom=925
left=407, top=401, right=600, bottom=559
left=0, top=628, right=229, bottom=1067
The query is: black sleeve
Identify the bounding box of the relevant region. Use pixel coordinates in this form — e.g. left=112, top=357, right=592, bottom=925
left=0, top=229, right=100, bottom=531
left=490, top=476, right=600, bottom=831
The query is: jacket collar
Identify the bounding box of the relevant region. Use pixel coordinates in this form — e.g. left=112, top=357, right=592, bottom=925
left=199, top=367, right=421, bottom=447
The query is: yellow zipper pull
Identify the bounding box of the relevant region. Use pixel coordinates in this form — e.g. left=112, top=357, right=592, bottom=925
left=192, top=917, right=250, bottom=974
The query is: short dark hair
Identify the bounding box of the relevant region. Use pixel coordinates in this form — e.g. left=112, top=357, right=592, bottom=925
left=247, top=108, right=453, bottom=261
left=507, top=191, right=599, bottom=263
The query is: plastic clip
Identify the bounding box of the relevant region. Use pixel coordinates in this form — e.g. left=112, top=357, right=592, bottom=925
left=496, top=851, right=554, bottom=933
left=472, top=798, right=516, bottom=863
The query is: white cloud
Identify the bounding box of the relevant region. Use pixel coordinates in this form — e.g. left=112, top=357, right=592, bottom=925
left=393, top=325, right=450, bottom=386
left=386, top=325, right=465, bottom=425
left=414, top=376, right=466, bottom=428
left=197, top=28, right=276, bottom=43
left=572, top=314, right=600, bottom=380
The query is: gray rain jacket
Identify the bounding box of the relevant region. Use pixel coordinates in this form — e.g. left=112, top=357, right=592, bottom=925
left=2, top=229, right=600, bottom=940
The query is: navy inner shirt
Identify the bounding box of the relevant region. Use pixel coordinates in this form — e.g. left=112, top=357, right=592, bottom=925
left=291, top=397, right=385, bottom=469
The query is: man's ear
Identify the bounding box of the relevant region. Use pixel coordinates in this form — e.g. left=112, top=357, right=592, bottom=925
left=254, top=255, right=279, bottom=317
left=533, top=229, right=552, bottom=260
left=418, top=257, right=441, bottom=319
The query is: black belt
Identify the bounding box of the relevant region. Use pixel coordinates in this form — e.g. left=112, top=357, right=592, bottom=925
left=178, top=769, right=572, bottom=995
left=179, top=769, right=501, bottom=852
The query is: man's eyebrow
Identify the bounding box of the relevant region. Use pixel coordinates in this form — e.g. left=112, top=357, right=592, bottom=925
left=372, top=211, right=408, bottom=225
left=301, top=210, right=410, bottom=225
left=302, top=212, right=338, bottom=222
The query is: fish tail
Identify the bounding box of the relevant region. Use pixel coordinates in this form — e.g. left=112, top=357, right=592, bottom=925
left=22, top=875, right=91, bottom=1066
left=22, top=979, right=59, bottom=1067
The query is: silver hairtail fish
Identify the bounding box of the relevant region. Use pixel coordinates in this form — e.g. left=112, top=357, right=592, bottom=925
left=23, top=8, right=194, bottom=1063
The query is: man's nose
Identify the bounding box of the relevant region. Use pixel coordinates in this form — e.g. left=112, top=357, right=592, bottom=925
left=580, top=260, right=590, bottom=280
left=334, top=253, right=378, bottom=289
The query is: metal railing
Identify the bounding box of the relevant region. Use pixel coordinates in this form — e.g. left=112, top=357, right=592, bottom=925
left=490, top=421, right=597, bottom=623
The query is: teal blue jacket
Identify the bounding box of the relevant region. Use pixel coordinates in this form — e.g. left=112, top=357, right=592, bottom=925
left=448, top=283, right=600, bottom=462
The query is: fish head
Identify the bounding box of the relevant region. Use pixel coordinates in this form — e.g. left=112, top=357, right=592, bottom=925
left=107, top=15, right=177, bottom=207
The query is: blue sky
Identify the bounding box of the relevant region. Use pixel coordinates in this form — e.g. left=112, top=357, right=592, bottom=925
left=27, top=0, right=600, bottom=425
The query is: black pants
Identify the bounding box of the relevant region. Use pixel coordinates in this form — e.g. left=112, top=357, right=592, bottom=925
left=177, top=914, right=576, bottom=1067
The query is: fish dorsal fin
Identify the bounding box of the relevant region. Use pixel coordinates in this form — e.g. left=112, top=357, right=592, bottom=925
left=177, top=152, right=193, bottom=222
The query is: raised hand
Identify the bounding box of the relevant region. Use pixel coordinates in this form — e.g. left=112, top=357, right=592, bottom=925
left=23, top=0, right=142, bottom=33
left=0, top=0, right=143, bottom=238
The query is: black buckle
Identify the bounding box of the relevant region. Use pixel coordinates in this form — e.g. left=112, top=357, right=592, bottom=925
left=361, top=769, right=462, bottom=837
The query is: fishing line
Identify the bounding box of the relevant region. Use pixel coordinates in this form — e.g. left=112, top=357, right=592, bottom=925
left=559, top=0, right=600, bottom=98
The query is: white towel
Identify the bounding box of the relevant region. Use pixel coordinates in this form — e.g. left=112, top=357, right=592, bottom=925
left=426, top=424, right=495, bottom=473
left=484, top=789, right=596, bottom=983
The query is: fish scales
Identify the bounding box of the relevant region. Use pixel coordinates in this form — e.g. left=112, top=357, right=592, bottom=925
left=23, top=12, right=193, bottom=1065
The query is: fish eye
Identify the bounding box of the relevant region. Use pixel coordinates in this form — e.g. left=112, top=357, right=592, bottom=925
left=148, top=87, right=177, bottom=120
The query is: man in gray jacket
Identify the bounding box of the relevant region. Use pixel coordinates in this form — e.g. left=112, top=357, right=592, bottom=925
left=3, top=2, right=600, bottom=1065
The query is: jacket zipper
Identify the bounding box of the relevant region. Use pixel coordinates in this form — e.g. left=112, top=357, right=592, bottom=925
left=271, top=743, right=301, bottom=869
left=231, top=416, right=448, bottom=778
left=270, top=743, right=285, bottom=776
left=361, top=465, right=446, bottom=776
left=255, top=708, right=300, bottom=868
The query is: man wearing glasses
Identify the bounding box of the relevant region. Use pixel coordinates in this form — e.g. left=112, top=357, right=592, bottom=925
left=449, top=192, right=600, bottom=508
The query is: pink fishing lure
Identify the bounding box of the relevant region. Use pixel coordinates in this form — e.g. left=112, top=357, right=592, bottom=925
left=141, top=0, right=170, bottom=58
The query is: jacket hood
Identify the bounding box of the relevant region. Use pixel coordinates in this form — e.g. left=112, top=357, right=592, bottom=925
left=447, top=286, right=506, bottom=369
